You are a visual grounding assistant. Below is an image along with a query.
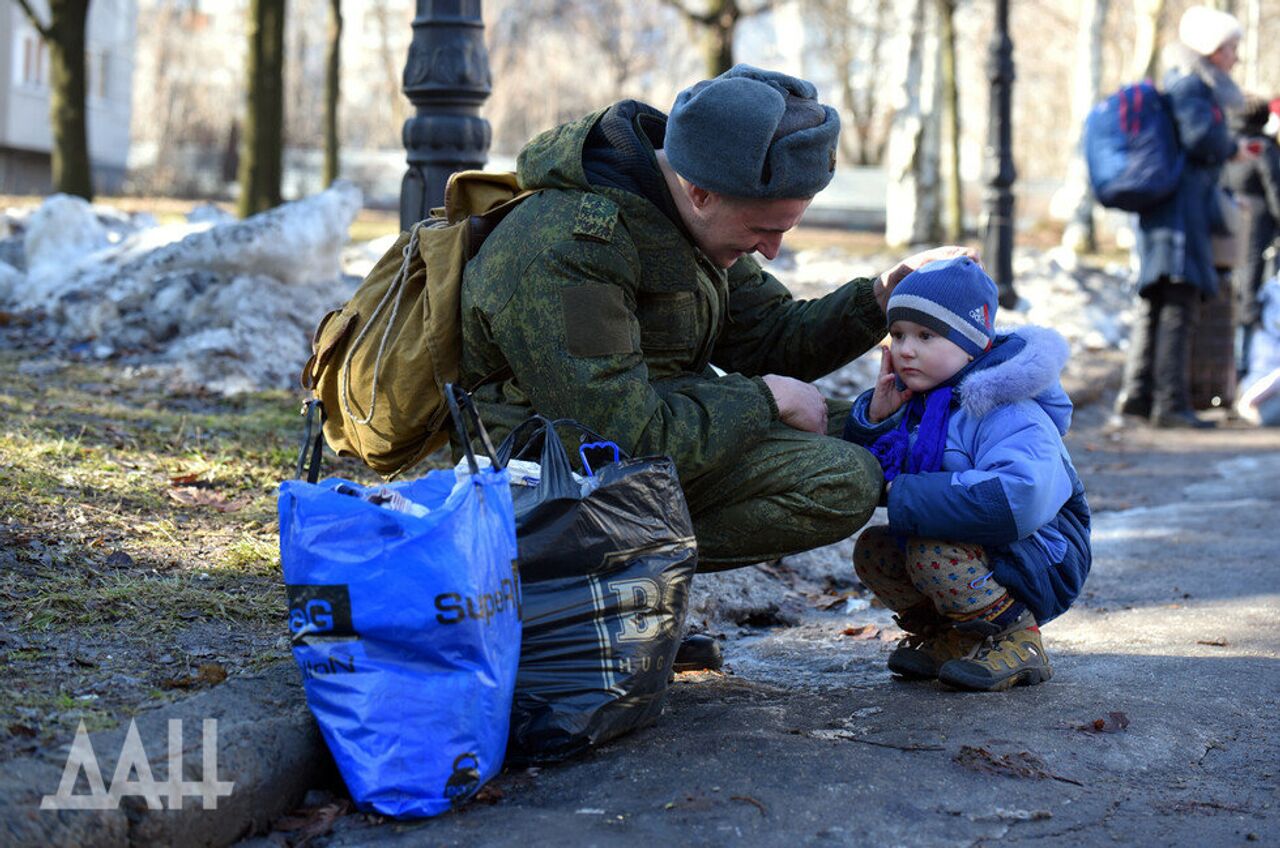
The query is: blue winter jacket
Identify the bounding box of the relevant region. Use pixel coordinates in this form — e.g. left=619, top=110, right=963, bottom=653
left=845, top=326, right=1091, bottom=624
left=1137, top=46, right=1239, bottom=297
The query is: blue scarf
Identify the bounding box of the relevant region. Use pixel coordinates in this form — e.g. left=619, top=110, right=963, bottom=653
left=869, top=386, right=954, bottom=482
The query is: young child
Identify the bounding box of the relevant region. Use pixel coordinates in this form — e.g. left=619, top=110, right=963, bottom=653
left=843, top=256, right=1091, bottom=692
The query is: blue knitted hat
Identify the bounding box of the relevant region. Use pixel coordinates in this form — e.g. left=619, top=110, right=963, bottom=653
left=665, top=64, right=840, bottom=199
left=886, top=256, right=999, bottom=358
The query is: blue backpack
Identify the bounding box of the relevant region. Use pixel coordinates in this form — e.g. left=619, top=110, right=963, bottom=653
left=1084, top=81, right=1184, bottom=212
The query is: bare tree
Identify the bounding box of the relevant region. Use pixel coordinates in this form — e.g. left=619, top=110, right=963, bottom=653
left=484, top=0, right=694, bottom=155
left=805, top=0, right=893, bottom=165
left=324, top=0, right=341, bottom=186
left=938, top=0, right=962, bottom=240
left=885, top=0, right=941, bottom=248
left=566, top=0, right=671, bottom=96
left=13, top=0, right=93, bottom=199
left=238, top=0, right=286, bottom=217
left=1243, top=0, right=1260, bottom=89
left=1131, top=0, right=1164, bottom=81
left=1057, top=0, right=1109, bottom=253
left=659, top=0, right=779, bottom=78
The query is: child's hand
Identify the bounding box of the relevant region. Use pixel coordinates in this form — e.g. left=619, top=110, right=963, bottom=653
left=868, top=346, right=913, bottom=423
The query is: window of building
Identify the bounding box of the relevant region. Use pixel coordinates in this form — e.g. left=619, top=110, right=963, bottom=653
left=88, top=50, right=109, bottom=100
left=21, top=33, right=48, bottom=88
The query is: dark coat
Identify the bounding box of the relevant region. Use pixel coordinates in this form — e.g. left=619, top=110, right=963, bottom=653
left=1224, top=137, right=1280, bottom=325
left=1136, top=59, right=1238, bottom=298
left=459, top=101, right=889, bottom=484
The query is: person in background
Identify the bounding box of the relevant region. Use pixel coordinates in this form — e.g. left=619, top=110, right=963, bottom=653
left=1225, top=95, right=1280, bottom=381
left=1114, top=5, right=1256, bottom=428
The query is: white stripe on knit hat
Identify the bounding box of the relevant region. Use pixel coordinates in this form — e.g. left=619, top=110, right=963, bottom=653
left=888, top=293, right=990, bottom=348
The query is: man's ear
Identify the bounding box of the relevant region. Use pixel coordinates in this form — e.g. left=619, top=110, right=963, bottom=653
left=687, top=183, right=714, bottom=210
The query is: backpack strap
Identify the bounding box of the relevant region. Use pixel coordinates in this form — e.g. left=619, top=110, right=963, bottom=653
left=339, top=221, right=428, bottom=428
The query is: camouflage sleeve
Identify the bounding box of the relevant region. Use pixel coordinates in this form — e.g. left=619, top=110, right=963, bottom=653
left=710, top=256, right=887, bottom=381
left=484, top=236, right=780, bottom=483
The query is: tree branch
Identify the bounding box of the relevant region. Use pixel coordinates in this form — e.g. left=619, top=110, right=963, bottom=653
left=740, top=0, right=781, bottom=18
left=657, top=0, right=716, bottom=27
left=13, top=0, right=52, bottom=39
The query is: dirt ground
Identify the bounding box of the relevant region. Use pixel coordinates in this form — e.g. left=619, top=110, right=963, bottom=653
left=0, top=318, right=394, bottom=765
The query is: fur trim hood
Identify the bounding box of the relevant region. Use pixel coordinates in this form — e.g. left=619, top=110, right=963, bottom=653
left=957, top=326, right=1072, bottom=429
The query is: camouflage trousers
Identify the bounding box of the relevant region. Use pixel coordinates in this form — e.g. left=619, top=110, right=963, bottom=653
left=682, top=400, right=883, bottom=570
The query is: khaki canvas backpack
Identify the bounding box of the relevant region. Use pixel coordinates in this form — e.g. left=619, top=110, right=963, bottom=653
left=300, top=170, right=536, bottom=479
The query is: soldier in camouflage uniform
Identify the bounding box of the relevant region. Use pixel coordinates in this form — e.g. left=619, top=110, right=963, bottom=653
left=461, top=65, right=974, bottom=571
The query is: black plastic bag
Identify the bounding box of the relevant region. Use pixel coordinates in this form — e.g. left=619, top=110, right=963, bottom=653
left=496, top=416, right=697, bottom=764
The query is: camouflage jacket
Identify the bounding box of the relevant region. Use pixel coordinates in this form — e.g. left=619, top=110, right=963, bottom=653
left=459, top=101, right=887, bottom=485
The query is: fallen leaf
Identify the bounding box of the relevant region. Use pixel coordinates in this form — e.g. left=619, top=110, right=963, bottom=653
left=273, top=799, right=352, bottom=847
left=954, top=745, right=1083, bottom=786
left=161, top=662, right=228, bottom=690
left=473, top=784, right=504, bottom=804
left=168, top=472, right=202, bottom=485
left=842, top=624, right=880, bottom=639
left=1078, top=711, right=1130, bottom=733
left=8, top=724, right=37, bottom=738
left=1196, top=638, right=1229, bottom=647
left=197, top=663, right=228, bottom=685
left=167, top=486, right=248, bottom=513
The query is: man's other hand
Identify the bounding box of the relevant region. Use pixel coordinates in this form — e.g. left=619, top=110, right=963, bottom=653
left=874, top=245, right=980, bottom=312
left=762, top=374, right=828, bottom=434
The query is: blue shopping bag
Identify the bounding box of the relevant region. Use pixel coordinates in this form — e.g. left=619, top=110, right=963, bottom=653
left=278, top=386, right=519, bottom=818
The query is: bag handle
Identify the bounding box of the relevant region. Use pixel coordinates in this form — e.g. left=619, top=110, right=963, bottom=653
left=295, top=399, right=327, bottom=483
left=496, top=416, right=622, bottom=499
left=445, top=383, right=502, bottom=477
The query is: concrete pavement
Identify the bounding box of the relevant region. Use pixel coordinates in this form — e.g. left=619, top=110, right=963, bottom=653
left=6, top=407, right=1278, bottom=847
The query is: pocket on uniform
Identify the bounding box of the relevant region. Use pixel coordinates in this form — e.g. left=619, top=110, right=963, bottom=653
left=561, top=284, right=637, bottom=357
left=636, top=291, right=696, bottom=351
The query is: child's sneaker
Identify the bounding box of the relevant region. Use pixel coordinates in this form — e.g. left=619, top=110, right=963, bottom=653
left=937, top=610, right=1052, bottom=691
left=887, top=624, right=983, bottom=680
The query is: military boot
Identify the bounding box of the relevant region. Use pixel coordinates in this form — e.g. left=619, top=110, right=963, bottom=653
left=886, top=605, right=982, bottom=680
left=937, top=610, right=1052, bottom=692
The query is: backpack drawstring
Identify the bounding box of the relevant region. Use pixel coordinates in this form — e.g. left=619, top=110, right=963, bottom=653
left=340, top=222, right=424, bottom=426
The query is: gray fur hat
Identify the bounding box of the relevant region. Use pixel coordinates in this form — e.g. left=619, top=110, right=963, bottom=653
left=665, top=64, right=840, bottom=200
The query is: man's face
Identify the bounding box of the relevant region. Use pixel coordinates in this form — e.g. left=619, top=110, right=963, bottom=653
left=687, top=192, right=812, bottom=268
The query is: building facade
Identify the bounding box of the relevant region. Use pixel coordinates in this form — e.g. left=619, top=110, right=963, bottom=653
left=0, top=0, right=137, bottom=194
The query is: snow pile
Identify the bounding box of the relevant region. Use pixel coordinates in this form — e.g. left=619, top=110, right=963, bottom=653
left=1, top=189, right=1135, bottom=401
left=0, top=183, right=362, bottom=395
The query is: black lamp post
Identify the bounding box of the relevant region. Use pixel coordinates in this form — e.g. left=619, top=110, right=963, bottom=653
left=400, top=0, right=492, bottom=229
left=982, top=0, right=1018, bottom=308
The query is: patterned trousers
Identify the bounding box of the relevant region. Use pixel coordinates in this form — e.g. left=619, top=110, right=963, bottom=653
left=853, top=525, right=1014, bottom=621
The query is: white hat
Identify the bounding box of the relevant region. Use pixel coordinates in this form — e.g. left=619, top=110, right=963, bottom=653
left=1179, top=6, right=1243, bottom=57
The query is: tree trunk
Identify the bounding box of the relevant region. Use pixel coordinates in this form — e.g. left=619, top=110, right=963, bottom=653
left=1057, top=0, right=1109, bottom=254
left=663, top=0, right=777, bottom=80
left=704, top=0, right=735, bottom=77
left=937, top=0, right=962, bottom=241
left=1243, top=0, right=1260, bottom=90
left=238, top=0, right=286, bottom=218
left=1131, top=0, right=1164, bottom=82
left=23, top=0, right=94, bottom=199
left=885, top=0, right=940, bottom=249
left=323, top=0, right=342, bottom=187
